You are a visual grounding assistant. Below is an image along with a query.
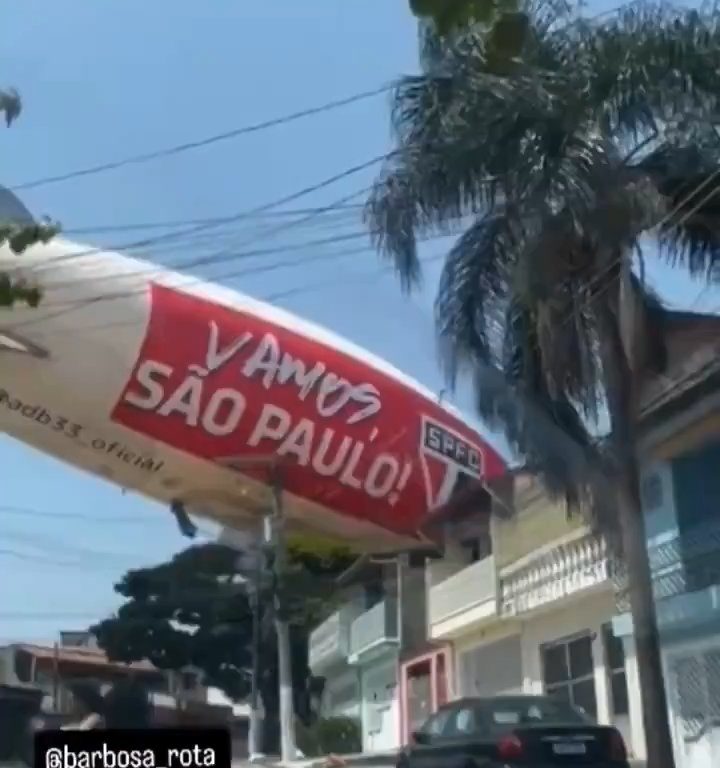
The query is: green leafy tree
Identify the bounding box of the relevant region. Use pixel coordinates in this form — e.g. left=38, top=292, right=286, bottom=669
left=0, top=86, right=58, bottom=307
left=409, top=0, right=530, bottom=59
left=410, top=0, right=514, bottom=34
left=91, top=541, right=354, bottom=752
left=366, top=4, right=720, bottom=767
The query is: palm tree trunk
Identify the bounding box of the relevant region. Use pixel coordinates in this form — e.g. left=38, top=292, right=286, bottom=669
left=616, top=461, right=676, bottom=768
left=597, top=300, right=676, bottom=768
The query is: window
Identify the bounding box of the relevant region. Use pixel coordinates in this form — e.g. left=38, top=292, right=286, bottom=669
left=541, top=633, right=597, bottom=720
left=602, top=623, right=629, bottom=717
left=488, top=698, right=588, bottom=727
left=446, top=707, right=477, bottom=736
left=419, top=708, right=453, bottom=737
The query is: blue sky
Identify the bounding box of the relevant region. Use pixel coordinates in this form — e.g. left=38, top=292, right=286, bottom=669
left=0, top=0, right=716, bottom=645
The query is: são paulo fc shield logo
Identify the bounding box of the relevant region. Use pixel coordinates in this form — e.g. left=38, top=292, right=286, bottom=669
left=419, top=415, right=485, bottom=510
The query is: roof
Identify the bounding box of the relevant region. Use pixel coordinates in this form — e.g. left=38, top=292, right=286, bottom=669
left=14, top=644, right=160, bottom=675
left=640, top=311, right=720, bottom=417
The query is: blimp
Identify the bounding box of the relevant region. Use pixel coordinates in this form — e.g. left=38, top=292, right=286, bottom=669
left=0, top=194, right=506, bottom=551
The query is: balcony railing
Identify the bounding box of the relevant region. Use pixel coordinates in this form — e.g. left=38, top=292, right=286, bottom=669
left=647, top=520, right=720, bottom=600
left=348, top=599, right=398, bottom=661
left=308, top=607, right=353, bottom=672
left=428, top=556, right=497, bottom=628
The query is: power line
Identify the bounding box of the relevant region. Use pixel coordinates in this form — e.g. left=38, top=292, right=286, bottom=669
left=0, top=548, right=130, bottom=570
left=37, top=227, right=376, bottom=297
left=0, top=504, right=170, bottom=524
left=12, top=84, right=391, bottom=191
left=0, top=506, right=217, bottom=541
left=21, top=230, right=457, bottom=341
left=7, top=3, right=635, bottom=199
left=21, top=155, right=382, bottom=279
left=63, top=204, right=363, bottom=236
left=1, top=529, right=140, bottom=561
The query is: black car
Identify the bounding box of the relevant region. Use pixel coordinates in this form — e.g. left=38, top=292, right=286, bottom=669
left=397, top=695, right=630, bottom=767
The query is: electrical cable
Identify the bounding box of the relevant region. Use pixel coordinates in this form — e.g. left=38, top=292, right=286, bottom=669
left=563, top=167, right=720, bottom=327
left=17, top=155, right=383, bottom=281
left=5, top=2, right=636, bottom=196
left=0, top=548, right=133, bottom=571
left=12, top=85, right=392, bottom=192
left=19, top=232, right=457, bottom=341
left=63, top=204, right=364, bottom=236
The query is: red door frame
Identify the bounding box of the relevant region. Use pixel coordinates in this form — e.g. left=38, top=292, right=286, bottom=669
left=398, top=645, right=453, bottom=745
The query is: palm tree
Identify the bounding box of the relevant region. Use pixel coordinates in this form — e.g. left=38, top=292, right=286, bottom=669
left=366, top=4, right=720, bottom=767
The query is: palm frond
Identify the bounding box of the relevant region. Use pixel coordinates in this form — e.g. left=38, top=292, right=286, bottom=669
left=435, top=209, right=519, bottom=381
left=581, top=4, right=720, bottom=141
left=637, top=141, right=720, bottom=277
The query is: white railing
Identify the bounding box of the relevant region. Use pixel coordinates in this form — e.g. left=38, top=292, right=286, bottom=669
left=309, top=608, right=350, bottom=671
left=349, top=599, right=398, bottom=658
left=429, top=556, right=497, bottom=626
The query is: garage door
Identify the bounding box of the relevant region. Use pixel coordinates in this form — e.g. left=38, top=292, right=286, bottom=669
left=459, top=636, right=523, bottom=697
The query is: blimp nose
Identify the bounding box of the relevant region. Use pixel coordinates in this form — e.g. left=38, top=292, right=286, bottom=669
left=0, top=184, right=35, bottom=225
left=0, top=188, right=48, bottom=357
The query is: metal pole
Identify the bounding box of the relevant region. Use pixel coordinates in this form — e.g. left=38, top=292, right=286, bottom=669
left=248, top=538, right=264, bottom=763
left=271, top=472, right=297, bottom=763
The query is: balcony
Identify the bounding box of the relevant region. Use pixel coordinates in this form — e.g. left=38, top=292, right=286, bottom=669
left=428, top=556, right=497, bottom=639
left=348, top=599, right=398, bottom=664
left=308, top=606, right=355, bottom=674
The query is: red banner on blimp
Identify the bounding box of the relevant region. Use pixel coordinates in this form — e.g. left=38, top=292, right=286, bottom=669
left=111, top=284, right=506, bottom=535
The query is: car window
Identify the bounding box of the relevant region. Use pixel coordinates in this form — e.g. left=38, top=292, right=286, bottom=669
left=446, top=706, right=478, bottom=736
left=420, top=708, right=453, bottom=737
left=488, top=698, right=588, bottom=727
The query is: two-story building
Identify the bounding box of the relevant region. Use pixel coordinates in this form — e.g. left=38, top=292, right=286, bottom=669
left=613, top=312, right=720, bottom=768
left=308, top=556, right=400, bottom=752
left=422, top=470, right=631, bottom=746
left=495, top=474, right=630, bottom=743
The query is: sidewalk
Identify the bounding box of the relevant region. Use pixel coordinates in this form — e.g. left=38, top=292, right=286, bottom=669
left=258, top=753, right=646, bottom=768
left=253, top=751, right=396, bottom=768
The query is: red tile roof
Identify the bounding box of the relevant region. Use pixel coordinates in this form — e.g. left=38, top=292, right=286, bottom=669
left=15, top=644, right=160, bottom=674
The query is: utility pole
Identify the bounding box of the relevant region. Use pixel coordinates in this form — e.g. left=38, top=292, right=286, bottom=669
left=211, top=455, right=296, bottom=762
left=247, top=516, right=265, bottom=763
left=270, top=470, right=297, bottom=764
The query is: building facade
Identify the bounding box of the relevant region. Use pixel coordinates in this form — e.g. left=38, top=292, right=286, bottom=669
left=426, top=471, right=633, bottom=748
left=309, top=558, right=401, bottom=752
left=613, top=321, right=720, bottom=768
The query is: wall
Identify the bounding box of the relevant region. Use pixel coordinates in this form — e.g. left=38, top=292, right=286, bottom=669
left=457, top=634, right=523, bottom=698
left=453, top=623, right=522, bottom=697
left=399, top=558, right=428, bottom=655
left=323, top=666, right=361, bottom=721
left=425, top=542, right=468, bottom=587
left=492, top=475, right=585, bottom=570
left=360, top=653, right=399, bottom=753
